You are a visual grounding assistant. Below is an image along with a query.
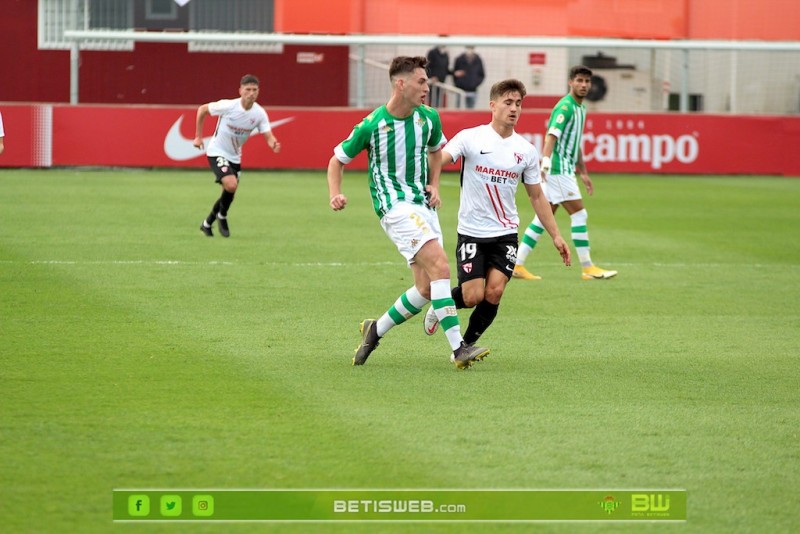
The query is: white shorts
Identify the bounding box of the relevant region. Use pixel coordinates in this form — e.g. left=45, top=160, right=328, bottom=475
left=380, top=202, right=444, bottom=265
left=542, top=173, right=582, bottom=205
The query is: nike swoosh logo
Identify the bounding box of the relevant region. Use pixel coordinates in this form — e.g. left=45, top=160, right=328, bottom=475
left=164, top=115, right=294, bottom=161
left=480, top=150, right=493, bottom=154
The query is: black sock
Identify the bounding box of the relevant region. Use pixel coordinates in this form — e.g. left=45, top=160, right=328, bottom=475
left=464, top=300, right=499, bottom=344
left=451, top=286, right=467, bottom=309
left=219, top=190, right=235, bottom=217
left=205, top=198, right=222, bottom=226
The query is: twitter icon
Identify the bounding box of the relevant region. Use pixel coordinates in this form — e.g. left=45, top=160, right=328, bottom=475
left=160, top=495, right=182, bottom=517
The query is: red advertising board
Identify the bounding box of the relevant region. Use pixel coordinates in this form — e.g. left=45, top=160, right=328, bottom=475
left=2, top=103, right=799, bottom=176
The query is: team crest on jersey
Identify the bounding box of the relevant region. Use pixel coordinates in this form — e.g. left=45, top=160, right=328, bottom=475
left=514, top=152, right=523, bottom=164
left=462, top=262, right=473, bottom=273
left=410, top=239, right=420, bottom=248
left=381, top=125, right=393, bottom=133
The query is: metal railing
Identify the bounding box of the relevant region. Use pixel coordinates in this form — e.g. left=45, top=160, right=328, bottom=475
left=63, top=30, right=800, bottom=113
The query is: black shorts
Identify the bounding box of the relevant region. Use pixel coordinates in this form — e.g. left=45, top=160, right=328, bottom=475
left=207, top=156, right=242, bottom=183
left=455, top=233, right=519, bottom=284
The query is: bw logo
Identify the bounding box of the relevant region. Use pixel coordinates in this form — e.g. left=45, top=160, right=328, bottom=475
left=631, top=494, right=671, bottom=515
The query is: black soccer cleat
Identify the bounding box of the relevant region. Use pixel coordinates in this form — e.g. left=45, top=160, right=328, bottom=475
left=216, top=215, right=230, bottom=238
left=353, top=319, right=380, bottom=365
left=200, top=222, right=213, bottom=237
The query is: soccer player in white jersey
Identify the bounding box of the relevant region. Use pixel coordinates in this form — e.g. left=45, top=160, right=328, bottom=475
left=423, top=79, right=570, bottom=344
left=513, top=66, right=617, bottom=281
left=327, top=56, right=489, bottom=369
left=193, top=74, right=281, bottom=237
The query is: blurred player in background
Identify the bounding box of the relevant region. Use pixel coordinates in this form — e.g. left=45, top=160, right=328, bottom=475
left=514, top=65, right=618, bottom=281
left=194, top=74, right=280, bottom=237
left=0, top=110, right=5, bottom=155
left=327, top=55, right=489, bottom=369
left=423, top=79, right=570, bottom=343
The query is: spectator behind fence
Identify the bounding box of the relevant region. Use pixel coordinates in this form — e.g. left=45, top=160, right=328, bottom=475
left=426, top=44, right=451, bottom=107
left=453, top=46, right=485, bottom=109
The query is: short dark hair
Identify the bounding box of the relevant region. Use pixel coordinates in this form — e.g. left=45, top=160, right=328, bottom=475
left=240, top=74, right=260, bottom=86
left=389, top=56, right=428, bottom=80
left=569, top=65, right=593, bottom=79
left=490, top=79, right=527, bottom=101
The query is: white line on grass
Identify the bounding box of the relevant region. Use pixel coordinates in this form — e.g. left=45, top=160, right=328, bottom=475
left=0, top=260, right=400, bottom=267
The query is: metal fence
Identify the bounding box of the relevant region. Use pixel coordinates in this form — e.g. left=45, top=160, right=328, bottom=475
left=58, top=24, right=800, bottom=114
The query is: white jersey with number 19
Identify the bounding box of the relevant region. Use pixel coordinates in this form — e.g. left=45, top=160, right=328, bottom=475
left=445, top=124, right=540, bottom=238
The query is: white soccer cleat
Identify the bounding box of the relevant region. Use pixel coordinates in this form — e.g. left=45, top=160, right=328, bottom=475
left=423, top=306, right=439, bottom=336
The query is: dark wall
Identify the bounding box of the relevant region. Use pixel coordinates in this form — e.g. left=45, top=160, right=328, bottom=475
left=0, top=1, right=349, bottom=106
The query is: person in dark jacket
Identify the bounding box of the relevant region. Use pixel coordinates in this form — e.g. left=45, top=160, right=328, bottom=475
left=453, top=47, right=485, bottom=109
left=426, top=45, right=451, bottom=107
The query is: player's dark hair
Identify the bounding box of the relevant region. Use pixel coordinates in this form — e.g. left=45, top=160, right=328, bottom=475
left=389, top=56, right=428, bottom=80
left=569, top=65, right=593, bottom=79
left=490, top=79, right=527, bottom=101
left=240, top=74, right=260, bottom=86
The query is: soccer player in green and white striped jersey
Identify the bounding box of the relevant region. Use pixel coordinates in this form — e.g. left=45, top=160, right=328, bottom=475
left=513, top=65, right=617, bottom=281
left=327, top=56, right=489, bottom=369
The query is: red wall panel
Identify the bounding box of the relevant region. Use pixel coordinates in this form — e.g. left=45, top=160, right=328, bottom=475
left=0, top=2, right=349, bottom=106
left=3, top=104, right=799, bottom=176
left=76, top=44, right=349, bottom=106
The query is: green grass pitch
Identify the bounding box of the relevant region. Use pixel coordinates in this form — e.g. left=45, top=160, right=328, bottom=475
left=1, top=168, right=798, bottom=532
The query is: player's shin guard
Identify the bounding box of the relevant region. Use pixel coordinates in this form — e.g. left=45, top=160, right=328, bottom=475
left=570, top=209, right=592, bottom=267
left=517, top=217, right=544, bottom=265
left=376, top=286, right=429, bottom=336
left=463, top=300, right=499, bottom=344
left=430, top=279, right=462, bottom=350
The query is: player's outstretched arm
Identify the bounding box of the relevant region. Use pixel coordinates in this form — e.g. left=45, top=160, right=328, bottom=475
left=424, top=149, right=445, bottom=208
left=327, top=155, right=348, bottom=211
left=193, top=104, right=210, bottom=150
left=264, top=131, right=281, bottom=153
left=576, top=150, right=593, bottom=195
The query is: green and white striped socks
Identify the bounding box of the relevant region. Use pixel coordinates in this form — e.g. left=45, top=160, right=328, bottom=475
left=376, top=286, right=429, bottom=336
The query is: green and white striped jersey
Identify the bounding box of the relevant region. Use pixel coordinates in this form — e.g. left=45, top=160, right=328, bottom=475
left=334, top=105, right=446, bottom=218
left=546, top=94, right=586, bottom=177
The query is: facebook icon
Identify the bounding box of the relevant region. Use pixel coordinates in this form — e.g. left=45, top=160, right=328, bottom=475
left=128, top=495, right=150, bottom=516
